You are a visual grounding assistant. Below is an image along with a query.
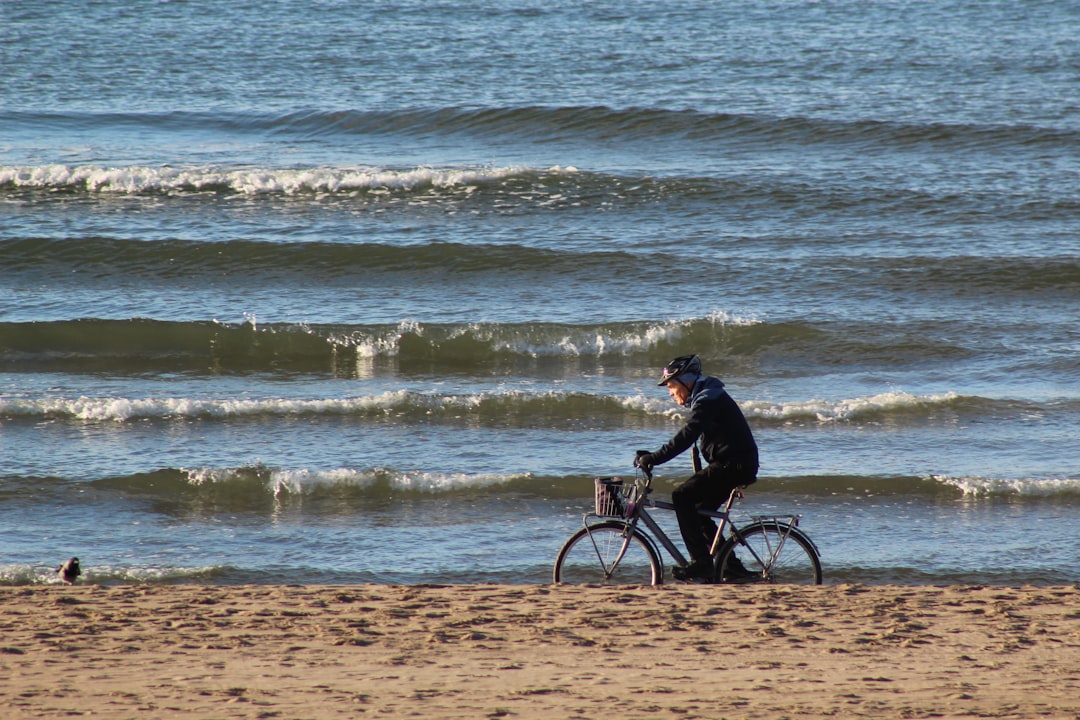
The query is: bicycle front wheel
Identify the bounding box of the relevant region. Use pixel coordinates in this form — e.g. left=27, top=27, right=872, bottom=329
left=718, top=521, right=822, bottom=585
left=553, top=521, right=662, bottom=585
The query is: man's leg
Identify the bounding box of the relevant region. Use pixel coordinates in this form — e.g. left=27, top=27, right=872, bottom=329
left=673, top=462, right=756, bottom=576
left=671, top=465, right=734, bottom=568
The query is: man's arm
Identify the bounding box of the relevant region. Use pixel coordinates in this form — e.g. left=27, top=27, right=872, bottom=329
left=651, top=403, right=707, bottom=466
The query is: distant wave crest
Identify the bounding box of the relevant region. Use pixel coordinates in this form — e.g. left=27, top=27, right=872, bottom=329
left=0, top=314, right=756, bottom=372
left=743, top=391, right=962, bottom=423
left=35, top=465, right=1080, bottom=506
left=0, top=386, right=1043, bottom=431
left=0, top=163, right=545, bottom=196
left=932, top=474, right=1080, bottom=498
left=183, top=465, right=530, bottom=496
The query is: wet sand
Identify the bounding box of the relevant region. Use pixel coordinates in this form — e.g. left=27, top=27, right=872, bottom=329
left=2, top=583, right=1078, bottom=719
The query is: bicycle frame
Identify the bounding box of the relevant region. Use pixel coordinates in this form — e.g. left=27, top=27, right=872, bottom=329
left=576, top=472, right=819, bottom=582
left=586, top=490, right=737, bottom=572
left=633, top=496, right=713, bottom=570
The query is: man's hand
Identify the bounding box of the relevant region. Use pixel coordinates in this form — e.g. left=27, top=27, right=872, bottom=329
left=634, top=450, right=655, bottom=471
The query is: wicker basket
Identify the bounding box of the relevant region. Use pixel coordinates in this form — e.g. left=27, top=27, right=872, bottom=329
left=594, top=477, right=625, bottom=517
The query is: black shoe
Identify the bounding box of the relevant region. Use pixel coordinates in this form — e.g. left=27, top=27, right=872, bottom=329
left=673, top=559, right=714, bottom=583
left=721, top=556, right=760, bottom=584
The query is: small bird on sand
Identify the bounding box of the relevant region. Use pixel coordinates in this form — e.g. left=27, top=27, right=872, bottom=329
left=56, top=557, right=81, bottom=584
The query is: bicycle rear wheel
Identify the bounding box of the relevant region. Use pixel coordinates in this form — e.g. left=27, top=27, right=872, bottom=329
left=718, top=521, right=822, bottom=585
left=553, top=521, right=662, bottom=585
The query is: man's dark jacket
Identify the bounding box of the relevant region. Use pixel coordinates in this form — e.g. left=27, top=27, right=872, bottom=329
left=652, top=375, right=758, bottom=468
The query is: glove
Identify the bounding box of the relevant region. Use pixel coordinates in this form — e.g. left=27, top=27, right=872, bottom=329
left=634, top=450, right=655, bottom=472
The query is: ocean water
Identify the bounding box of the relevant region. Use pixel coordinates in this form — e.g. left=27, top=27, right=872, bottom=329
left=2, top=0, right=1078, bottom=587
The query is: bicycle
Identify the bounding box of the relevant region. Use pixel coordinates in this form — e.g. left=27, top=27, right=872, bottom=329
left=553, top=466, right=822, bottom=585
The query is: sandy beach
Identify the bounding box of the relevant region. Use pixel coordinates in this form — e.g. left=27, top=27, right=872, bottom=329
left=1, top=583, right=1078, bottom=719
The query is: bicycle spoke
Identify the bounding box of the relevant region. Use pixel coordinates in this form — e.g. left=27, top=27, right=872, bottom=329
left=719, top=522, right=821, bottom=585
left=554, top=522, right=661, bottom=585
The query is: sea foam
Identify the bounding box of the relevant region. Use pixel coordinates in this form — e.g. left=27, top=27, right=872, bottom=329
left=932, top=474, right=1080, bottom=497
left=0, top=163, right=545, bottom=195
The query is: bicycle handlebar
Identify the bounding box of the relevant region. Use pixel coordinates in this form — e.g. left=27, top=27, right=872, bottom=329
left=635, top=465, right=654, bottom=488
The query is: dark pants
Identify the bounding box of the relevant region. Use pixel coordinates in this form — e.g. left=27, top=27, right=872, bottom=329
left=671, top=460, right=757, bottom=565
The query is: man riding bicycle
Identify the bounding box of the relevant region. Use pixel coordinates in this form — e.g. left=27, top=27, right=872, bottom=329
left=635, top=354, right=759, bottom=582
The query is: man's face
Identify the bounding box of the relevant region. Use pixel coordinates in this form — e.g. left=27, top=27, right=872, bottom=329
left=665, top=380, right=691, bottom=406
